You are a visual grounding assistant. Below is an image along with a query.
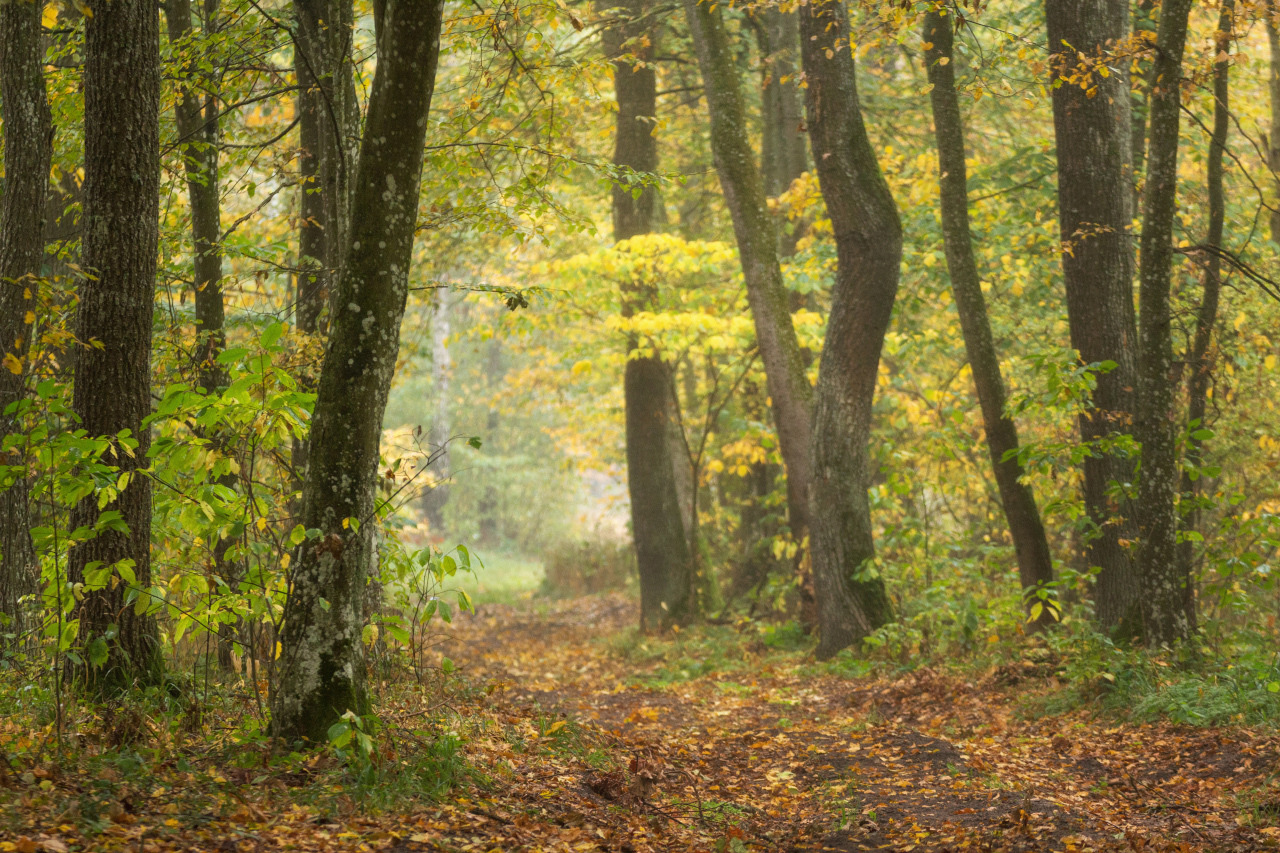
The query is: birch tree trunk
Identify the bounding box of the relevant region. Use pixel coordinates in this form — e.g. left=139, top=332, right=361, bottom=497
left=271, top=0, right=445, bottom=743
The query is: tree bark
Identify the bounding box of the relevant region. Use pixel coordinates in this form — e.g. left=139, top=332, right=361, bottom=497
left=1267, top=0, right=1280, bottom=242
left=271, top=0, right=444, bottom=743
left=1176, top=0, right=1231, bottom=617
left=292, top=0, right=359, bottom=487
left=70, top=0, right=164, bottom=688
left=924, top=8, right=1056, bottom=629
left=0, top=0, right=53, bottom=643
left=798, top=0, right=898, bottom=659
left=604, top=0, right=694, bottom=628
left=683, top=0, right=814, bottom=548
left=1046, top=0, right=1140, bottom=636
left=751, top=5, right=807, bottom=201
left=1135, top=0, right=1195, bottom=646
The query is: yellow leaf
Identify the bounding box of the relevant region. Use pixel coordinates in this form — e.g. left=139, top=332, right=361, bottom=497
left=23, top=312, right=35, bottom=325
left=41, top=2, right=57, bottom=27
left=280, top=552, right=291, bottom=569
left=1267, top=355, right=1277, bottom=371
left=73, top=0, right=92, bottom=17
left=3, top=353, right=22, bottom=375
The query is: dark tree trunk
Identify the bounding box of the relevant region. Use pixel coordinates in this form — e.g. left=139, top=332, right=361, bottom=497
left=70, top=0, right=163, bottom=688
left=1130, top=0, right=1156, bottom=215
left=1176, top=0, right=1231, bottom=616
left=683, top=0, right=814, bottom=548
left=1267, top=0, right=1280, bottom=242
left=271, top=0, right=444, bottom=743
left=168, top=0, right=240, bottom=671
left=1135, top=0, right=1195, bottom=646
left=751, top=6, right=807, bottom=202
left=0, top=0, right=52, bottom=643
left=1046, top=0, right=1140, bottom=636
left=924, top=8, right=1056, bottom=629
left=798, top=0, right=897, bottom=659
left=292, top=0, right=358, bottom=486
left=605, top=0, right=694, bottom=628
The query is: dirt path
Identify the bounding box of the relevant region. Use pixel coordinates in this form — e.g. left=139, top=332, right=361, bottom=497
left=428, top=594, right=1280, bottom=852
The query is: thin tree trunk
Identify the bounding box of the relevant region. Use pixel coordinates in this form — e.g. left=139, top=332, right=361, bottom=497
left=1130, top=0, right=1156, bottom=215
left=604, top=0, right=694, bottom=628
left=1046, top=0, right=1141, bottom=637
left=1267, top=0, right=1280, bottom=242
left=292, top=0, right=358, bottom=485
left=683, top=0, right=814, bottom=548
left=0, top=0, right=52, bottom=643
left=1176, top=0, right=1231, bottom=614
left=168, top=0, right=240, bottom=671
left=798, top=0, right=898, bottom=659
left=751, top=6, right=807, bottom=203
left=271, top=0, right=444, bottom=743
left=70, top=0, right=163, bottom=689
left=1136, top=0, right=1195, bottom=646
left=420, top=293, right=451, bottom=533
left=924, top=8, right=1056, bottom=629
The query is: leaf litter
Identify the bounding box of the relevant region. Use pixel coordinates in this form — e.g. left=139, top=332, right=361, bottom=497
left=2, top=593, right=1279, bottom=851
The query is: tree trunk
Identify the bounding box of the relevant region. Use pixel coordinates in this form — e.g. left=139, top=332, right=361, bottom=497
left=923, top=8, right=1056, bottom=629
left=1176, top=0, right=1231, bottom=618
left=1046, top=0, right=1141, bottom=636
left=1130, top=0, right=1156, bottom=215
left=1267, top=0, right=1280, bottom=242
left=798, top=0, right=898, bottom=659
left=292, top=0, right=358, bottom=486
left=0, top=0, right=52, bottom=644
left=605, top=0, right=694, bottom=628
left=751, top=6, right=807, bottom=205
left=271, top=0, right=444, bottom=743
left=168, top=0, right=240, bottom=671
left=420, top=293, right=451, bottom=533
left=70, top=0, right=163, bottom=689
left=1135, top=0, right=1195, bottom=646
left=683, top=0, right=814, bottom=548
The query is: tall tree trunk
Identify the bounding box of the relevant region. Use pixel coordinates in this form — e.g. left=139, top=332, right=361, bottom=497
left=1135, top=0, right=1195, bottom=646
left=798, top=0, right=898, bottom=659
left=70, top=0, right=163, bottom=689
left=1046, top=0, right=1141, bottom=636
left=1130, top=0, right=1156, bottom=215
left=1267, top=0, right=1280, bottom=242
left=924, top=8, right=1056, bottom=628
left=605, top=0, right=694, bottom=628
left=292, top=0, right=358, bottom=485
left=1176, top=0, right=1231, bottom=615
left=420, top=292, right=451, bottom=533
left=0, top=0, right=53, bottom=644
left=271, top=0, right=444, bottom=743
left=683, top=0, right=814, bottom=549
left=168, top=0, right=240, bottom=671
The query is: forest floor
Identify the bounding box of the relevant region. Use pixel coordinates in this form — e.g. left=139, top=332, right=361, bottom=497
left=4, top=593, right=1280, bottom=852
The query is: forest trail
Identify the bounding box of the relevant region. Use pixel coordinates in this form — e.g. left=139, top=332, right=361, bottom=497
left=426, top=594, right=1280, bottom=852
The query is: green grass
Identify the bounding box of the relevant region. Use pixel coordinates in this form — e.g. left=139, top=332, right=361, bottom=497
left=446, top=552, right=545, bottom=607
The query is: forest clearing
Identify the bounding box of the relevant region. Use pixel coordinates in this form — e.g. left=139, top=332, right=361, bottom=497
left=5, top=0, right=1280, bottom=847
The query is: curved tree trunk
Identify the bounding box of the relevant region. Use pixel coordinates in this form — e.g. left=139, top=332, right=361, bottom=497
left=799, top=0, right=898, bottom=659
left=0, top=0, right=52, bottom=644
left=271, top=0, right=444, bottom=743
left=1176, top=0, right=1231, bottom=619
left=1135, top=0, right=1195, bottom=646
left=682, top=0, right=814, bottom=548
left=604, top=0, right=694, bottom=630
left=70, top=0, right=164, bottom=689
left=1046, top=0, right=1140, bottom=637
left=923, top=8, right=1056, bottom=629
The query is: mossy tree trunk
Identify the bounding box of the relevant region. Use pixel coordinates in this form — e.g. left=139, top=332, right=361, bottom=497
left=271, top=0, right=445, bottom=744
left=683, top=0, right=814, bottom=549
left=798, top=0, right=898, bottom=659
left=924, top=7, right=1056, bottom=629
left=0, top=0, right=52, bottom=644
left=1046, top=0, right=1141, bottom=637
left=70, top=0, right=164, bottom=689
left=1135, top=0, right=1195, bottom=646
